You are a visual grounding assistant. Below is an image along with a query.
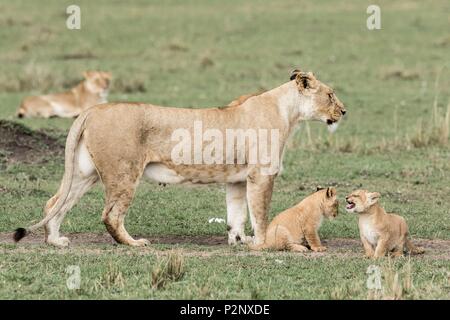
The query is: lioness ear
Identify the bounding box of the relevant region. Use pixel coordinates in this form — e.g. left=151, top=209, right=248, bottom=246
left=316, top=186, right=324, bottom=192
left=368, top=192, right=381, bottom=205
left=82, top=71, right=93, bottom=79
left=326, top=187, right=336, bottom=198
left=290, top=69, right=301, bottom=81
left=295, top=71, right=318, bottom=93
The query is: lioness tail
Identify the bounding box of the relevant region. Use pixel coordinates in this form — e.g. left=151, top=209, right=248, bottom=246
left=13, top=110, right=90, bottom=242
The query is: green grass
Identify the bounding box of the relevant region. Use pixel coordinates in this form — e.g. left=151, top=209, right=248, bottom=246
left=0, top=246, right=448, bottom=299
left=0, top=0, right=449, bottom=299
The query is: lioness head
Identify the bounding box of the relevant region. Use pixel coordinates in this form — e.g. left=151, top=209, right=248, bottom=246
left=290, top=69, right=346, bottom=132
left=83, top=71, right=112, bottom=96
left=317, top=186, right=339, bottom=219
left=345, top=189, right=380, bottom=213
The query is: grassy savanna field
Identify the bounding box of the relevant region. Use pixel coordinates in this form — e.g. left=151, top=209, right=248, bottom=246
left=0, top=0, right=449, bottom=299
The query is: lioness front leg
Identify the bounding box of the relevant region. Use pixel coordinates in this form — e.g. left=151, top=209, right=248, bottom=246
left=226, top=182, right=252, bottom=245
left=246, top=171, right=275, bottom=246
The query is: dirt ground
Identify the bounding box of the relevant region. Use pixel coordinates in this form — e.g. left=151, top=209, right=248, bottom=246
left=1, top=232, right=449, bottom=260
left=0, top=120, right=64, bottom=164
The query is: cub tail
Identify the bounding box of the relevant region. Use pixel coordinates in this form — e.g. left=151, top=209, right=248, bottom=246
left=405, top=238, right=425, bottom=255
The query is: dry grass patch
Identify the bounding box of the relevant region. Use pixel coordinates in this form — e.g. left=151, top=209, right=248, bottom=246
left=93, top=262, right=125, bottom=292
left=151, top=250, right=185, bottom=289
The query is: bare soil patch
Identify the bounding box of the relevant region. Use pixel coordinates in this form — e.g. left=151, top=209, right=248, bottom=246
left=55, top=52, right=97, bottom=60
left=0, top=232, right=448, bottom=260
left=0, top=232, right=227, bottom=246
left=0, top=120, right=64, bottom=164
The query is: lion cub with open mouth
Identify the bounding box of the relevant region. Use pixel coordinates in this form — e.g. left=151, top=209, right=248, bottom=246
left=249, top=187, right=338, bottom=252
left=346, top=189, right=424, bottom=259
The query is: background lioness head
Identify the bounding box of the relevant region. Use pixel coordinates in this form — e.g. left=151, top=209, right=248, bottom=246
left=345, top=189, right=381, bottom=213
left=290, top=69, right=346, bottom=132
left=83, top=71, right=112, bottom=96
left=316, top=186, right=339, bottom=218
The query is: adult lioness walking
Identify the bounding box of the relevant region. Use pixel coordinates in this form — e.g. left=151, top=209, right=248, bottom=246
left=14, top=70, right=346, bottom=247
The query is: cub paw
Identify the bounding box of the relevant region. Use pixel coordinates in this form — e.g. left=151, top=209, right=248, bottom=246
left=312, top=246, right=327, bottom=252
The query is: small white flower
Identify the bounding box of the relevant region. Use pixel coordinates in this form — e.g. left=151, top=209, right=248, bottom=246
left=208, top=218, right=226, bottom=224
left=275, top=259, right=284, bottom=264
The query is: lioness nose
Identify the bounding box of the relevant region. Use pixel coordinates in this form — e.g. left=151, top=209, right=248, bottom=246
left=341, top=110, right=346, bottom=115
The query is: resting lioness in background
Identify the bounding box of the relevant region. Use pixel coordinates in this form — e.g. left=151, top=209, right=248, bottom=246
left=249, top=187, right=339, bottom=252
left=17, top=71, right=111, bottom=118
left=345, top=190, right=425, bottom=258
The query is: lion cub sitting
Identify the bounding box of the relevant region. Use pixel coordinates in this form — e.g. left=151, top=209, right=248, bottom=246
left=250, top=187, right=338, bottom=252
left=345, top=189, right=424, bottom=259
left=17, top=71, right=111, bottom=118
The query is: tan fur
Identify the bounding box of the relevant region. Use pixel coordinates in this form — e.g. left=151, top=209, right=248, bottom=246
left=15, top=70, right=346, bottom=247
left=250, top=187, right=338, bottom=252
left=227, top=91, right=265, bottom=107
left=17, top=71, right=111, bottom=118
left=345, top=190, right=425, bottom=259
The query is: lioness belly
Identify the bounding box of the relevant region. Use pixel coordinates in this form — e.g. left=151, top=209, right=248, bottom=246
left=144, top=162, right=248, bottom=184
left=144, top=163, right=185, bottom=184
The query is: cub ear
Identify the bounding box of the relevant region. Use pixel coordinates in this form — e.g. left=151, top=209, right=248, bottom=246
left=367, top=192, right=381, bottom=205
left=326, top=187, right=336, bottom=198
left=290, top=69, right=301, bottom=81
left=295, top=71, right=318, bottom=93
left=103, top=72, right=112, bottom=79
left=316, top=186, right=324, bottom=192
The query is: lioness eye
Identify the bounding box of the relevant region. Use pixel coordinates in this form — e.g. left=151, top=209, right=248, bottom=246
left=328, top=93, right=334, bottom=102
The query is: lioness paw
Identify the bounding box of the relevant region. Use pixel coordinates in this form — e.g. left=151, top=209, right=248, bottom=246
left=47, top=236, right=70, bottom=247
left=130, top=238, right=150, bottom=247
left=242, top=236, right=255, bottom=244
left=227, top=233, right=250, bottom=245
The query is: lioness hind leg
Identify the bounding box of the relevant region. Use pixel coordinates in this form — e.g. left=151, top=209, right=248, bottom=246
left=45, top=174, right=98, bottom=247
left=102, top=180, right=149, bottom=247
